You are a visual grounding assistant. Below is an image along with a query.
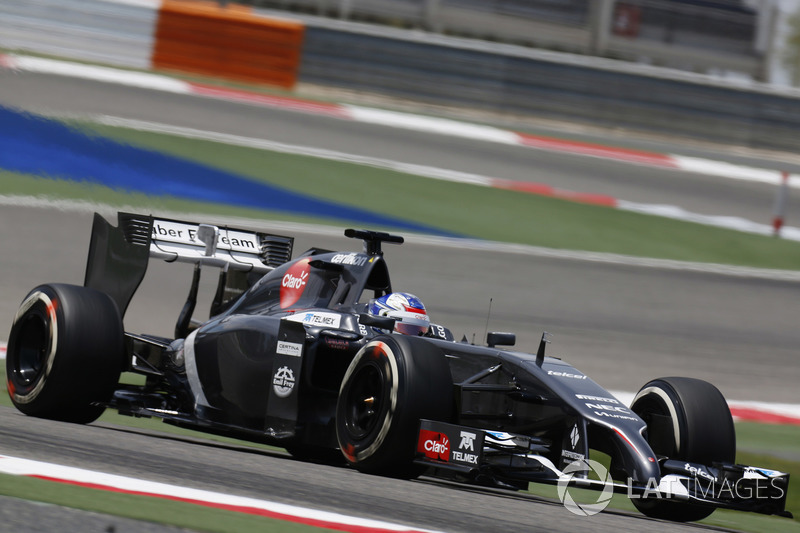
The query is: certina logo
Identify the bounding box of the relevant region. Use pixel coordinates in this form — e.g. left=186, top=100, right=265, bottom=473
left=331, top=253, right=368, bottom=267
left=276, top=341, right=302, bottom=357
left=280, top=259, right=311, bottom=309
left=272, top=366, right=295, bottom=398
left=547, top=370, right=586, bottom=380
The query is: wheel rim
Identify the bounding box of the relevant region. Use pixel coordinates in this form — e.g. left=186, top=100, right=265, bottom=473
left=13, top=313, right=49, bottom=387
left=344, top=362, right=385, bottom=441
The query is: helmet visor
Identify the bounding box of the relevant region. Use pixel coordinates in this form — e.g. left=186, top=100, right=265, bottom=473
left=394, top=321, right=429, bottom=336
left=389, top=310, right=430, bottom=336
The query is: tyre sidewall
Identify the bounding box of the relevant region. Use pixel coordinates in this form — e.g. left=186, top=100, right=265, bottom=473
left=7, top=284, right=124, bottom=422
left=336, top=335, right=453, bottom=474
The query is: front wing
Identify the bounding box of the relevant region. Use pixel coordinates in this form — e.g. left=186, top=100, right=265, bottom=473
left=414, top=419, right=791, bottom=517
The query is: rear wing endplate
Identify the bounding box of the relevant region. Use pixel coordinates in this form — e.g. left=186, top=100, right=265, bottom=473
left=84, top=212, right=293, bottom=318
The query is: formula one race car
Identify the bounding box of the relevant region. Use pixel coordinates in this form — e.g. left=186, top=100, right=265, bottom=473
left=6, top=212, right=791, bottom=522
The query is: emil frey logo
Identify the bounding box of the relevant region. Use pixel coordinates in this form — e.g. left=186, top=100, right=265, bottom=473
left=272, top=366, right=296, bottom=398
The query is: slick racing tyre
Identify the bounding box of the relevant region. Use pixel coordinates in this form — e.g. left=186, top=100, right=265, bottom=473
left=336, top=335, right=454, bottom=477
left=6, top=284, right=124, bottom=424
left=630, top=377, right=736, bottom=522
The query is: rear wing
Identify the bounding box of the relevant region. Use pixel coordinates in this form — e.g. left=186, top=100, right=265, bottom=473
left=84, top=212, right=293, bottom=318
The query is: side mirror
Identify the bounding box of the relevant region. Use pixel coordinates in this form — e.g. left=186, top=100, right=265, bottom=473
left=359, top=313, right=396, bottom=332
left=487, top=331, right=516, bottom=348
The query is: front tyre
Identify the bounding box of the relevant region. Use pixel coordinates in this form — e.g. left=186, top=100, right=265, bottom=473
left=6, top=284, right=124, bottom=423
left=336, top=335, right=454, bottom=477
left=630, top=377, right=735, bottom=522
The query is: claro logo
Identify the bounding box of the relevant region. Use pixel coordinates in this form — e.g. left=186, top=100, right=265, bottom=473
left=417, top=430, right=450, bottom=461
left=280, top=258, right=311, bottom=309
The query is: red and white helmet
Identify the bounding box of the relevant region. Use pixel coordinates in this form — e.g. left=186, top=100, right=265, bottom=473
left=369, top=292, right=430, bottom=336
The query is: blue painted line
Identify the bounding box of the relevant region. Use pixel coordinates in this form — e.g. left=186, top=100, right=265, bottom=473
left=0, top=107, right=455, bottom=236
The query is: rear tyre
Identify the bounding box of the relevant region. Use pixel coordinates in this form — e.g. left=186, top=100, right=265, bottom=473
left=336, top=335, right=454, bottom=477
left=6, top=284, right=124, bottom=424
left=630, top=377, right=735, bottom=522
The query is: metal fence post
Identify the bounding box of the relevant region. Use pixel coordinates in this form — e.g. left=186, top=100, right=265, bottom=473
left=589, top=0, right=615, bottom=56
left=772, top=171, right=791, bottom=237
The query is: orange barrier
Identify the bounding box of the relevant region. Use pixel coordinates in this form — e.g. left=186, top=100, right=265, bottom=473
left=152, top=0, right=303, bottom=89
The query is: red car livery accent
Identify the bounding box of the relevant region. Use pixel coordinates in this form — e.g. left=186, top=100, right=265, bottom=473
left=418, top=429, right=450, bottom=461
left=280, top=258, right=310, bottom=309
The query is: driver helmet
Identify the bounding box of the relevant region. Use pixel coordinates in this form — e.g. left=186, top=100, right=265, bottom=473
left=369, top=292, right=430, bottom=336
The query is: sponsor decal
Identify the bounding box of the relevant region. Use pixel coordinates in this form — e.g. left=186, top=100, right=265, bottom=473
left=330, top=253, right=368, bottom=267
left=685, top=463, right=717, bottom=482
left=459, top=431, right=476, bottom=452
left=418, top=430, right=450, bottom=461
left=595, top=411, right=638, bottom=421
left=575, top=394, right=619, bottom=404
left=562, top=450, right=585, bottom=461
left=451, top=430, right=479, bottom=465
left=280, top=258, right=311, bottom=309
left=418, top=421, right=484, bottom=467
left=547, top=370, right=587, bottom=380
left=276, top=341, right=302, bottom=357
left=324, top=337, right=351, bottom=351
left=151, top=220, right=259, bottom=252
left=272, top=366, right=296, bottom=398
left=570, top=424, right=580, bottom=449
left=586, top=403, right=629, bottom=413
left=286, top=312, right=343, bottom=329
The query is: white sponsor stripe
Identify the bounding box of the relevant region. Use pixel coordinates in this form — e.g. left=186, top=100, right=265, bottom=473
left=0, top=342, right=5, bottom=359
left=0, top=454, right=440, bottom=533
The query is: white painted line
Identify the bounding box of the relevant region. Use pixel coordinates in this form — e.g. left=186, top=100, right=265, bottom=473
left=3, top=52, right=799, bottom=194
left=90, top=115, right=800, bottom=244
left=617, top=200, right=800, bottom=241
left=0, top=454, right=441, bottom=533
left=92, top=116, right=496, bottom=187
left=343, top=105, right=520, bottom=145
left=5, top=194, right=800, bottom=282
left=5, top=55, right=191, bottom=94
left=671, top=155, right=800, bottom=189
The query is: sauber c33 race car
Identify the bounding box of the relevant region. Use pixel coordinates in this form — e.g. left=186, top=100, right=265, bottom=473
left=6, top=212, right=792, bottom=522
